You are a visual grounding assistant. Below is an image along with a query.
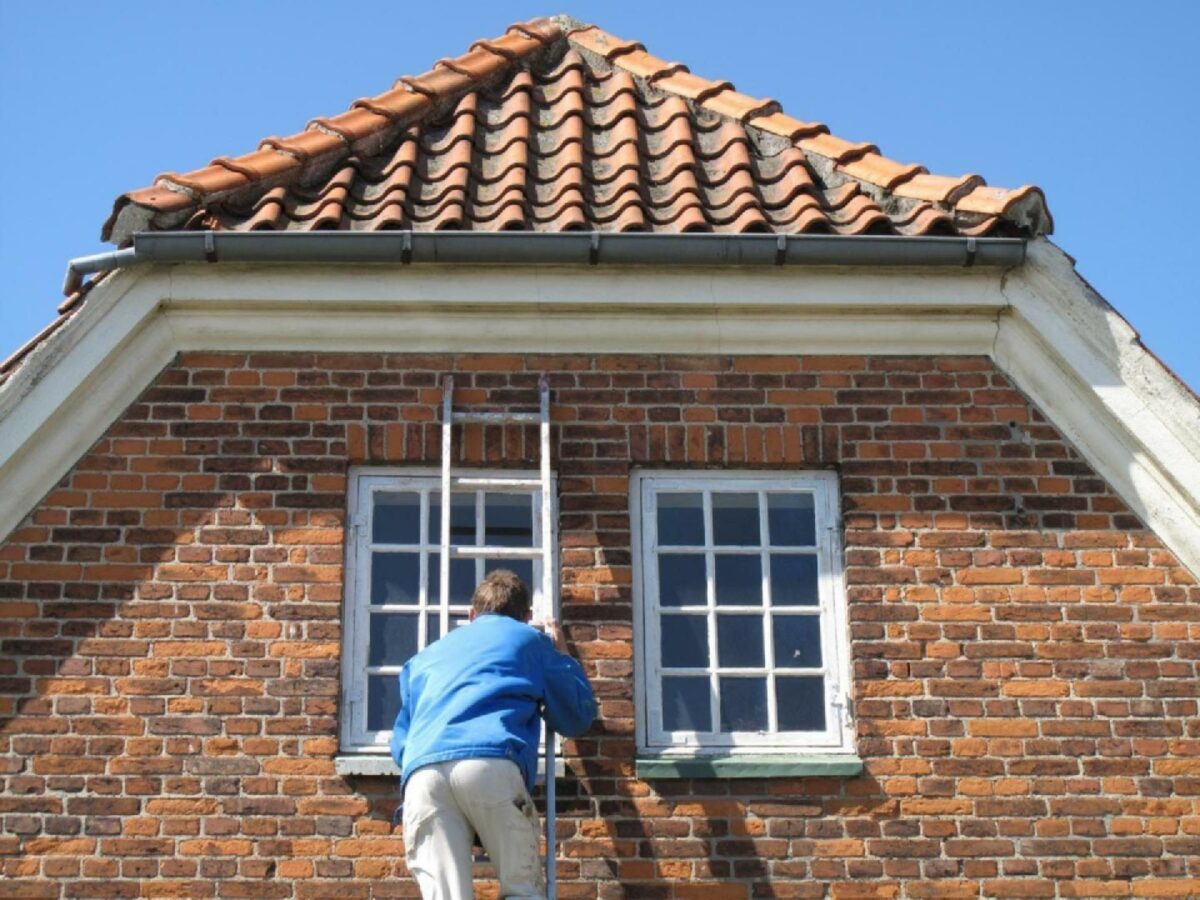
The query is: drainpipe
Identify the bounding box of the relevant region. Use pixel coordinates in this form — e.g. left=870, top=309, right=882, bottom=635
left=63, top=231, right=1026, bottom=295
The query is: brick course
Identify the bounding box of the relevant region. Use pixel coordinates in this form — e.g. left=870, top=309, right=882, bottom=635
left=1, top=351, right=1198, bottom=899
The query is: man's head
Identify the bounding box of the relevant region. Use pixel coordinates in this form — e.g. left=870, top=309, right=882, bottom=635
left=469, top=569, right=532, bottom=622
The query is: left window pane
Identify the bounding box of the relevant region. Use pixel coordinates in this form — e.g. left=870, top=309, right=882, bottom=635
left=367, top=673, right=402, bottom=731
left=371, top=553, right=421, bottom=605
left=372, top=491, right=421, bottom=544
left=368, top=613, right=419, bottom=666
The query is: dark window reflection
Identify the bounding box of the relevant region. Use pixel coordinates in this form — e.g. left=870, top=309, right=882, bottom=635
left=368, top=614, right=419, bottom=666
left=663, top=676, right=712, bottom=731
left=777, top=676, right=826, bottom=731
left=373, top=492, right=421, bottom=544
left=661, top=615, right=708, bottom=668
left=658, top=554, right=707, bottom=607
left=657, top=493, right=704, bottom=546
left=767, top=493, right=816, bottom=547
left=770, top=554, right=819, bottom=606
left=719, top=677, right=767, bottom=731
left=367, top=673, right=402, bottom=731
left=712, top=493, right=760, bottom=546
left=371, top=553, right=420, bottom=605
left=714, top=554, right=762, bottom=606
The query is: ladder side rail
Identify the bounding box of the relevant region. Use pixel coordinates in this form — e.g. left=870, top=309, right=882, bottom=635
left=440, top=376, right=453, bottom=638
left=539, top=376, right=557, bottom=900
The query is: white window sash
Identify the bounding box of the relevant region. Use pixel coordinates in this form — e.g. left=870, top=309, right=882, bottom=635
left=340, top=466, right=555, bottom=753
left=633, top=470, right=853, bottom=755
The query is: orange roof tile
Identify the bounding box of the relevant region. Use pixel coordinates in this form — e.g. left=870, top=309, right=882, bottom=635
left=101, top=15, right=1052, bottom=244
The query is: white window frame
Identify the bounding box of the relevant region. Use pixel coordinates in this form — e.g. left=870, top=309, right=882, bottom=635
left=339, top=466, right=557, bottom=754
left=631, top=470, right=853, bottom=756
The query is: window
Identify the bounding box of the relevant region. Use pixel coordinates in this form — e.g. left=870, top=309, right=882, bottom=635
left=340, top=468, right=554, bottom=754
left=633, top=471, right=851, bottom=755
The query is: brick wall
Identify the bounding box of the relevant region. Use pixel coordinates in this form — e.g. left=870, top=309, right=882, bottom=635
left=1, top=351, right=1197, bottom=899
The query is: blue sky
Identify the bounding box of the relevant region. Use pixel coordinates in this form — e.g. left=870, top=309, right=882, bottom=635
left=2, top=1, right=1197, bottom=391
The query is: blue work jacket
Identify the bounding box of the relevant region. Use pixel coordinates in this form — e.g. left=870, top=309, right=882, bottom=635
left=389, top=613, right=597, bottom=791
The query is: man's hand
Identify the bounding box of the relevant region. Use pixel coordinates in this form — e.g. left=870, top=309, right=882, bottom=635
left=543, top=617, right=569, bottom=655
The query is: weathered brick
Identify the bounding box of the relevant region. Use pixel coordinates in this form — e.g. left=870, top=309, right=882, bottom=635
left=1, top=351, right=1195, bottom=899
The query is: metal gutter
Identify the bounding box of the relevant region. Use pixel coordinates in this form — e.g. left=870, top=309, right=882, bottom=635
left=64, top=231, right=1026, bottom=295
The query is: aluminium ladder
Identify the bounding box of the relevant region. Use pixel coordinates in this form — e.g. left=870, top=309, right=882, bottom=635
left=440, top=374, right=559, bottom=900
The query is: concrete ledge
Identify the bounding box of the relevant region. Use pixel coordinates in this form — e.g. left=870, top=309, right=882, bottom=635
left=635, top=753, right=864, bottom=779
left=335, top=755, right=401, bottom=777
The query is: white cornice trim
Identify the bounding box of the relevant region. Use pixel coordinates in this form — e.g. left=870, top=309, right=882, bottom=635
left=1, top=252, right=1196, bottom=576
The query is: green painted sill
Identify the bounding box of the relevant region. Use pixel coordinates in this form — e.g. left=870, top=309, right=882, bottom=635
left=635, top=753, right=863, bottom=779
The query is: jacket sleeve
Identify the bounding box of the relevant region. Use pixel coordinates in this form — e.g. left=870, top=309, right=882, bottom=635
left=389, top=665, right=412, bottom=768
left=537, top=636, right=597, bottom=738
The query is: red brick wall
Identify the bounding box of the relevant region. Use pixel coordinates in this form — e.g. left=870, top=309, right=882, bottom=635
left=1, top=351, right=1197, bottom=899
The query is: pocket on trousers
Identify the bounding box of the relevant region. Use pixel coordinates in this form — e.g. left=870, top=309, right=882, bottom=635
left=401, top=803, right=438, bottom=862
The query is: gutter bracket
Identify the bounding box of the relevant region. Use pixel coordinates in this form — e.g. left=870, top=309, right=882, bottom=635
left=775, top=234, right=787, bottom=266
left=203, top=231, right=217, bottom=264
left=401, top=231, right=413, bottom=265
left=964, top=237, right=977, bottom=268
left=589, top=232, right=600, bottom=266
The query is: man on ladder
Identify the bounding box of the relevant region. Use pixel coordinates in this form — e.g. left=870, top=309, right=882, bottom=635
left=390, top=570, right=594, bottom=899
left=389, top=376, right=595, bottom=899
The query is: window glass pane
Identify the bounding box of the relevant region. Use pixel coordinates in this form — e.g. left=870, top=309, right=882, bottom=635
left=714, top=554, right=762, bottom=606
left=719, top=677, right=767, bottom=732
left=371, top=553, right=420, bottom=605
left=372, top=491, right=421, bottom=544
left=367, top=673, right=402, bottom=732
left=657, top=493, right=704, bottom=546
left=429, top=491, right=476, bottom=543
left=485, top=558, right=534, bottom=591
left=712, top=493, right=760, bottom=546
left=717, top=615, right=764, bottom=668
left=427, top=612, right=469, bottom=643
left=770, top=554, right=819, bottom=606
left=658, top=554, right=707, bottom=608
left=485, top=493, right=534, bottom=547
left=777, top=677, right=826, bottom=731
left=767, top=493, right=816, bottom=547
left=772, top=615, right=823, bottom=668
left=662, top=676, right=712, bottom=732
left=660, top=615, right=708, bottom=668
left=428, top=556, right=477, bottom=605
left=368, top=613, right=419, bottom=666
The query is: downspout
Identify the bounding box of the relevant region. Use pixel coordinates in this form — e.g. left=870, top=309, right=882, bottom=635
left=63, top=231, right=1026, bottom=295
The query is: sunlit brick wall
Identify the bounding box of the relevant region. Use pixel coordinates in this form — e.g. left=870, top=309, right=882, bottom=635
left=1, top=352, right=1197, bottom=899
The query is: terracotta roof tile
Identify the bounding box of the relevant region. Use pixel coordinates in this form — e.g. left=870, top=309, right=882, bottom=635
left=101, top=15, right=1052, bottom=244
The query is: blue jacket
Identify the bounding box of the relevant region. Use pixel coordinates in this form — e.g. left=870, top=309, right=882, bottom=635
left=389, top=613, right=597, bottom=791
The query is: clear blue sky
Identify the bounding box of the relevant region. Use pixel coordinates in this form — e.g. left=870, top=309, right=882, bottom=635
left=2, top=1, right=1197, bottom=391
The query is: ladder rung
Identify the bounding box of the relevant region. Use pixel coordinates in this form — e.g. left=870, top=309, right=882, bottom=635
left=451, top=411, right=541, bottom=425
left=451, top=476, right=543, bottom=489
left=451, top=546, right=543, bottom=560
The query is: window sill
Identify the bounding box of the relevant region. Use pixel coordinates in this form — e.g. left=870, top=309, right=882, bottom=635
left=334, top=754, right=565, bottom=780
left=635, top=752, right=863, bottom=779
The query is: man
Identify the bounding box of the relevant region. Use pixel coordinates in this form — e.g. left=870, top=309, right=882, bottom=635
left=390, top=569, right=596, bottom=900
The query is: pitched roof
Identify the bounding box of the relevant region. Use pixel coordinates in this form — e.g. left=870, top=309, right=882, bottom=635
left=102, top=15, right=1051, bottom=245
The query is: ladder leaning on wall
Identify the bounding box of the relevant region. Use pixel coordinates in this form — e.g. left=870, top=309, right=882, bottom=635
left=440, top=374, right=559, bottom=899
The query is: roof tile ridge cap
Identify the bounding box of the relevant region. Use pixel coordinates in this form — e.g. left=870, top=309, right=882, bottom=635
left=107, top=17, right=564, bottom=234
left=358, top=16, right=562, bottom=122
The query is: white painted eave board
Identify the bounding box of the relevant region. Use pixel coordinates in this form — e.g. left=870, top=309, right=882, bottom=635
left=0, top=250, right=1196, bottom=577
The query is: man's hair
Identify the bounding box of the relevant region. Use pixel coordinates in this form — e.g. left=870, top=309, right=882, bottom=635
left=472, top=569, right=531, bottom=621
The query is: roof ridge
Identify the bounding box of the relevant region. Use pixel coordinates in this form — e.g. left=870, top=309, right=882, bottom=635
left=564, top=22, right=1050, bottom=235
left=100, top=15, right=1052, bottom=245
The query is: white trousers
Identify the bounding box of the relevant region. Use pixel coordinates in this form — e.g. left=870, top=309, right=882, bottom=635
left=403, top=758, right=545, bottom=900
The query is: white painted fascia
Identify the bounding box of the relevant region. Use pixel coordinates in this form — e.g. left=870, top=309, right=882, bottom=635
left=0, top=255, right=1196, bottom=576
left=997, top=239, right=1200, bottom=575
